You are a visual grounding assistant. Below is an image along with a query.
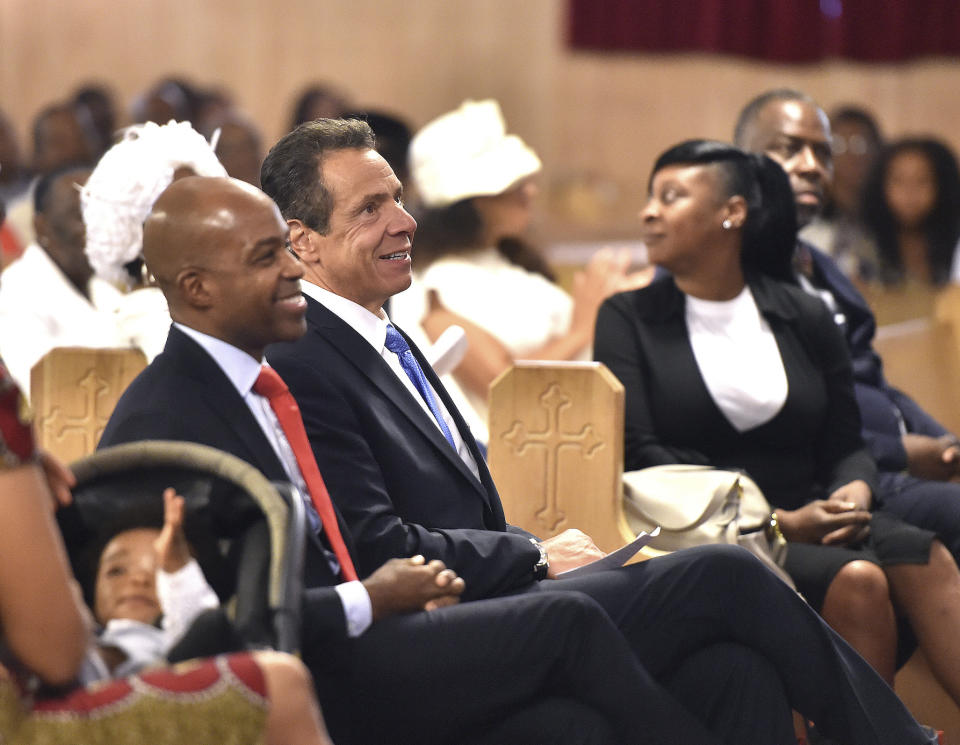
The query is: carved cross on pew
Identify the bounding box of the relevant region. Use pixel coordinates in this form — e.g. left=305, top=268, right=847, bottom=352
left=31, top=347, right=147, bottom=463
left=500, top=383, right=605, bottom=531
left=41, top=368, right=111, bottom=455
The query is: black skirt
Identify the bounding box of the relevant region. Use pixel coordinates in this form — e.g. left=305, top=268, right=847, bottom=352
left=783, top=510, right=935, bottom=666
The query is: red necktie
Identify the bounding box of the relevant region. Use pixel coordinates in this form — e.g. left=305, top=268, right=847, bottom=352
left=253, top=366, right=358, bottom=582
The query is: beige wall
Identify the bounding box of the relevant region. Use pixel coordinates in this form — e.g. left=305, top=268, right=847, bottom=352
left=4, top=0, right=960, bottom=240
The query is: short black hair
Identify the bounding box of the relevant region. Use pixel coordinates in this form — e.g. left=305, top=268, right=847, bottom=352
left=650, top=139, right=798, bottom=283
left=33, top=163, right=90, bottom=215
left=341, top=109, right=412, bottom=182
left=829, top=105, right=883, bottom=147
left=260, top=118, right=375, bottom=234
left=733, top=89, right=815, bottom=148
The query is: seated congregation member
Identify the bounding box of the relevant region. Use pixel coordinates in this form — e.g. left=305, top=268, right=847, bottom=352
left=594, top=139, right=960, bottom=703
left=81, top=119, right=227, bottom=361
left=97, top=174, right=760, bottom=745
left=800, top=105, right=883, bottom=281
left=393, top=99, right=648, bottom=440
left=0, top=363, right=334, bottom=745
left=0, top=165, right=118, bottom=397
left=734, top=90, right=960, bottom=610
left=3, top=101, right=99, bottom=249
left=860, top=136, right=960, bottom=287
left=260, top=117, right=936, bottom=745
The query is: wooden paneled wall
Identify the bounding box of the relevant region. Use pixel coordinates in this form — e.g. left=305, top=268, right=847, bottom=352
left=3, top=0, right=960, bottom=241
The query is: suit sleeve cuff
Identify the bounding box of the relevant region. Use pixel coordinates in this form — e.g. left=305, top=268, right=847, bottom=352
left=334, top=580, right=372, bottom=638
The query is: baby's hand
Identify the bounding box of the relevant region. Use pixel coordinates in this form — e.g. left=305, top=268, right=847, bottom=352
left=153, top=488, right=190, bottom=573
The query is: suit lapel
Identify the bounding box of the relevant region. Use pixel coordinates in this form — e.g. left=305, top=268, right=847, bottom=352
left=306, top=298, right=493, bottom=501
left=165, top=328, right=288, bottom=480
left=809, top=245, right=871, bottom=316
left=166, top=326, right=350, bottom=559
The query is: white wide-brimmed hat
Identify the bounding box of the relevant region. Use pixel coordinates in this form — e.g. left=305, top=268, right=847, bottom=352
left=409, top=99, right=541, bottom=208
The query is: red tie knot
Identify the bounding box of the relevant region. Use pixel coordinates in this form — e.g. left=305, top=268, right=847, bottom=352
left=253, top=366, right=289, bottom=400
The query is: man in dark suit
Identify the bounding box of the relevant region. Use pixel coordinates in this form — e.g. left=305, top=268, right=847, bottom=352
left=259, top=117, right=935, bottom=745
left=99, top=174, right=797, bottom=745
left=734, top=89, right=960, bottom=576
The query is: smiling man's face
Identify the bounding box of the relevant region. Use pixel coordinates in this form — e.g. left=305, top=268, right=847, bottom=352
left=298, top=148, right=417, bottom=315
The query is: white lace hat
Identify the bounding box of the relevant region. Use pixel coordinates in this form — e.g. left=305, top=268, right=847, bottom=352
left=80, top=120, right=227, bottom=286
left=409, top=100, right=541, bottom=208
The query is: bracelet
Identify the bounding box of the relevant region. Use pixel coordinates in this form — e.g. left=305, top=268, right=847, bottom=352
left=765, top=511, right=785, bottom=543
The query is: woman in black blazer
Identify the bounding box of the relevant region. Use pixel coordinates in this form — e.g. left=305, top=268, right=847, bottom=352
left=595, top=139, right=960, bottom=703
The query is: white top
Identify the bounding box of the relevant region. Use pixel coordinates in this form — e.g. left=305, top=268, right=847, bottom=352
left=173, top=323, right=372, bottom=638
left=82, top=558, right=218, bottom=682
left=89, top=281, right=172, bottom=363
left=0, top=244, right=120, bottom=398
left=685, top=286, right=788, bottom=433
left=390, top=247, right=580, bottom=439
left=418, top=248, right=575, bottom=356
left=303, top=282, right=481, bottom=481
left=947, top=235, right=960, bottom=284
left=96, top=558, right=219, bottom=679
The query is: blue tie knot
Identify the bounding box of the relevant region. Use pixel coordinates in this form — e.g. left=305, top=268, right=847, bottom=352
left=384, top=323, right=411, bottom=356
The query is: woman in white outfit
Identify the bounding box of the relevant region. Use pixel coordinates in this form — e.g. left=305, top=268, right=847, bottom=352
left=81, top=121, right=227, bottom=361
left=394, top=100, right=648, bottom=442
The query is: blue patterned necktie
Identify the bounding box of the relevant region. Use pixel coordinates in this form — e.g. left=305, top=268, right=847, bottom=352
left=384, top=324, right=457, bottom=449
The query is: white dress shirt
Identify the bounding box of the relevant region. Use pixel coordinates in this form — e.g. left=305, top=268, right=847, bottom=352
left=301, top=281, right=481, bottom=480
left=174, top=323, right=372, bottom=637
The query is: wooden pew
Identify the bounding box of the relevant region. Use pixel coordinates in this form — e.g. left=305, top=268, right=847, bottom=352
left=873, top=316, right=960, bottom=437
left=31, top=347, right=146, bottom=463
left=487, top=361, right=634, bottom=553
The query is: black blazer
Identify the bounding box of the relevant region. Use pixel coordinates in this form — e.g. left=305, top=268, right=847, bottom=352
left=99, top=325, right=354, bottom=651
left=266, top=296, right=541, bottom=601
left=807, top=242, right=949, bottom=471
left=594, top=274, right=877, bottom=510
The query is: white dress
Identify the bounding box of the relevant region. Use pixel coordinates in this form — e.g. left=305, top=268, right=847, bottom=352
left=0, top=244, right=120, bottom=398
left=392, top=248, right=580, bottom=442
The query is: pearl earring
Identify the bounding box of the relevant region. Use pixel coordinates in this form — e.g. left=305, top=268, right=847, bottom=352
left=722, top=219, right=733, bottom=230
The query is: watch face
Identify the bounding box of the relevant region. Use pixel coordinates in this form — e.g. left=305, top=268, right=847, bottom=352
left=530, top=539, right=548, bottom=578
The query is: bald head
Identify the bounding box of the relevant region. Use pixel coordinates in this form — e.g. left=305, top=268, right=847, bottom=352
left=144, top=176, right=270, bottom=283
left=143, top=176, right=307, bottom=359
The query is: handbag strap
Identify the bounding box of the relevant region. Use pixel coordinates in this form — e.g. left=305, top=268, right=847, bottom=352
left=625, top=475, right=741, bottom=533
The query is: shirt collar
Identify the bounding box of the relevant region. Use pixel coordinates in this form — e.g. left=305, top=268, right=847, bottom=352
left=301, top=280, right=391, bottom=353
left=638, top=274, right=799, bottom=324
left=173, top=322, right=264, bottom=397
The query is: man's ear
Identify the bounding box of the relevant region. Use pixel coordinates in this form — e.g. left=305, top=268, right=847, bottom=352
left=288, top=219, right=316, bottom=262
left=176, top=267, right=214, bottom=310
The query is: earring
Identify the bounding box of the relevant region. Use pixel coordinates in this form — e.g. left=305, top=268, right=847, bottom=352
left=722, top=219, right=733, bottom=230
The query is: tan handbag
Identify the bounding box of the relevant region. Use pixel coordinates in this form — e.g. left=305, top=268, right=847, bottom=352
left=622, top=464, right=795, bottom=590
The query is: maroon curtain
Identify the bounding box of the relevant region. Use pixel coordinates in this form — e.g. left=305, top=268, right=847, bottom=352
left=568, top=0, right=960, bottom=63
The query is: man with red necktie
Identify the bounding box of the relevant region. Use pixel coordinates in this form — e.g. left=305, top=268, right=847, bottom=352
left=99, top=175, right=785, bottom=745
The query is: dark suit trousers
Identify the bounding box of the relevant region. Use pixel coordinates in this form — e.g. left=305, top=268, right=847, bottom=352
left=303, top=589, right=791, bottom=745
left=539, top=544, right=931, bottom=745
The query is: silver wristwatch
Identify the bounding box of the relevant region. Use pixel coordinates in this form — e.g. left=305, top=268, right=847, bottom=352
left=530, top=538, right=549, bottom=580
